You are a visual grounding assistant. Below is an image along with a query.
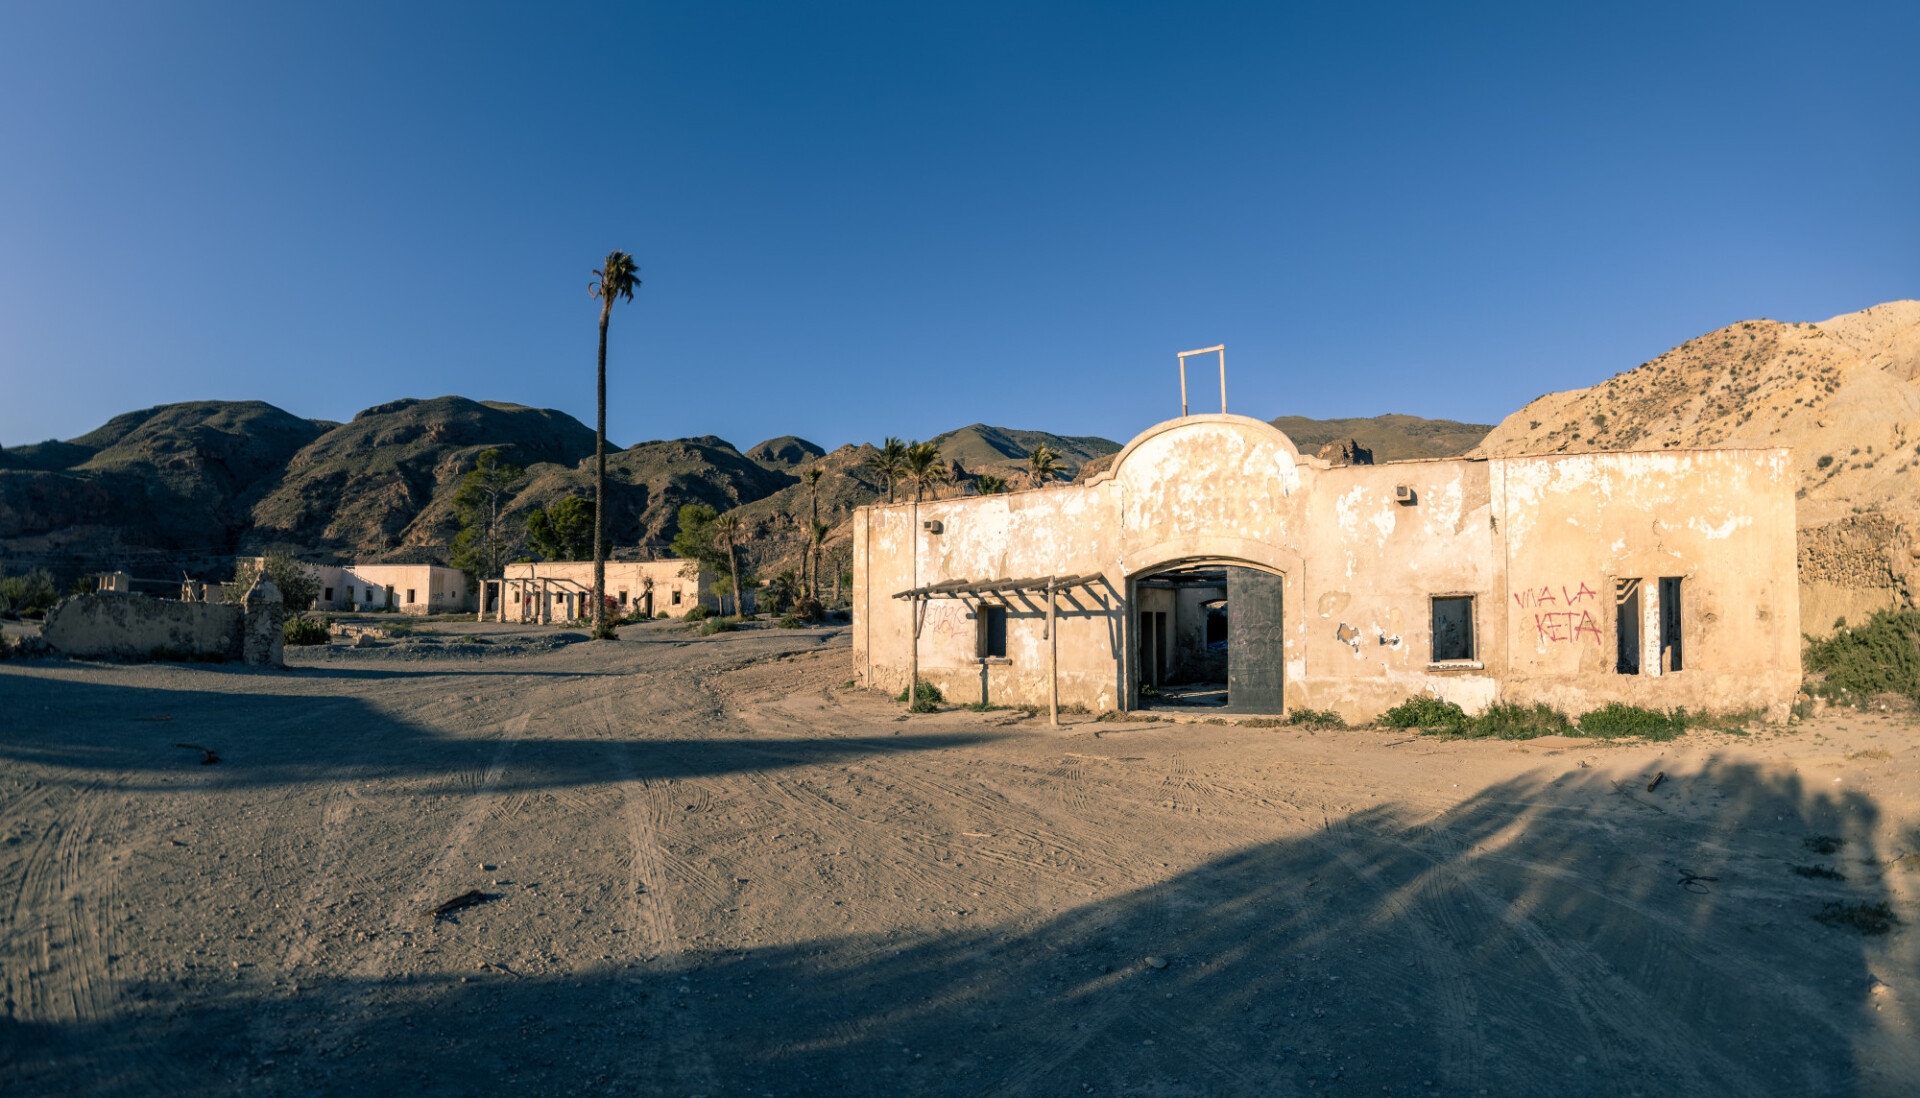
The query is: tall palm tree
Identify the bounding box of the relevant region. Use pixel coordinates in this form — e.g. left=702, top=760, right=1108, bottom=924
left=588, top=250, right=641, bottom=637
left=802, top=465, right=825, bottom=596
left=868, top=437, right=908, bottom=504
left=712, top=514, right=747, bottom=618
left=1026, top=443, right=1061, bottom=489
left=902, top=441, right=951, bottom=502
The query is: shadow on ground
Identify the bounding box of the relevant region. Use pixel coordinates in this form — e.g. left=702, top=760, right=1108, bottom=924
left=2, top=758, right=1907, bottom=1096
left=0, top=671, right=991, bottom=793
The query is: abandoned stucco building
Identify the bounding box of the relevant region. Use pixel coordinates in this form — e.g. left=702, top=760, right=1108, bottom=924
left=497, top=560, right=733, bottom=622
left=852, top=414, right=1801, bottom=721
left=283, top=561, right=474, bottom=615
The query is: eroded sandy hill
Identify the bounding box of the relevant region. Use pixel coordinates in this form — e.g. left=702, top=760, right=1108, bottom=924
left=1474, top=301, right=1920, bottom=526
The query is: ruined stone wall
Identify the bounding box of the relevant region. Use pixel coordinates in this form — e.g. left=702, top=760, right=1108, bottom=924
left=1797, top=511, right=1918, bottom=637
left=42, top=594, right=244, bottom=661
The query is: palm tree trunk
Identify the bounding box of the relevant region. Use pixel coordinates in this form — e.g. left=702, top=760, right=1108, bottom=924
left=593, top=298, right=611, bottom=632
left=727, top=541, right=744, bottom=618
left=808, top=483, right=820, bottom=598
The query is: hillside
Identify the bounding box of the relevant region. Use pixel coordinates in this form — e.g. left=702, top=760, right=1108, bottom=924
left=924, top=424, right=1120, bottom=477
left=246, top=396, right=599, bottom=558
left=1473, top=301, right=1920, bottom=526
left=744, top=436, right=827, bottom=472
left=0, top=401, right=328, bottom=568
left=1268, top=413, right=1493, bottom=462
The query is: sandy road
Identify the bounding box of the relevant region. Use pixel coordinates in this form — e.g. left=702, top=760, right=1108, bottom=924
left=1, top=621, right=1917, bottom=1096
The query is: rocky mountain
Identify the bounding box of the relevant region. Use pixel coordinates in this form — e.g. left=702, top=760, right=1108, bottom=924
left=924, top=424, right=1121, bottom=478
left=0, top=401, right=329, bottom=570
left=744, top=436, right=827, bottom=472
left=245, top=396, right=599, bottom=557
left=1473, top=301, right=1920, bottom=526
left=1268, top=413, right=1492, bottom=463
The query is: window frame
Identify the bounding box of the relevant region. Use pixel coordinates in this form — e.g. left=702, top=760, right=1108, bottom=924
left=1427, top=592, right=1480, bottom=668
left=976, top=602, right=1011, bottom=663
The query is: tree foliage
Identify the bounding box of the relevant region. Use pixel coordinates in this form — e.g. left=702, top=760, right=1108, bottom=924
left=526, top=496, right=596, bottom=562
left=1027, top=443, right=1061, bottom=486
left=867, top=437, right=907, bottom=504
left=669, top=503, right=730, bottom=574
left=902, top=440, right=950, bottom=501
left=450, top=449, right=526, bottom=581
left=227, top=552, right=319, bottom=612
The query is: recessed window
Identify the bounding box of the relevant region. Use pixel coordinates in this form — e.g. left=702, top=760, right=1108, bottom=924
left=1659, top=577, right=1684, bottom=672
left=672, top=590, right=683, bottom=605
left=324, top=587, right=333, bottom=601
left=979, top=605, right=1008, bottom=659
left=406, top=589, right=416, bottom=603
left=618, top=589, right=628, bottom=606
left=1431, top=596, right=1475, bottom=662
left=1615, top=578, right=1642, bottom=674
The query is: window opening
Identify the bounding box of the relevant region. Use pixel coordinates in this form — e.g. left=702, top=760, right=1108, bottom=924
left=1615, top=578, right=1642, bottom=675
left=1659, top=577, right=1683, bottom=672
left=618, top=589, right=628, bottom=606
left=1431, top=596, right=1475, bottom=661
left=406, top=589, right=416, bottom=603
left=672, top=590, right=683, bottom=605
left=981, top=605, right=1008, bottom=659
left=324, top=587, right=333, bottom=601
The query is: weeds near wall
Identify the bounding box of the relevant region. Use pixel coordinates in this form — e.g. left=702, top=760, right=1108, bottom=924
left=1464, top=702, right=1574, bottom=739
left=284, top=616, right=332, bottom=646
left=1284, top=707, right=1346, bottom=730
left=1381, top=696, right=1471, bottom=732
left=1803, top=609, right=1920, bottom=700
left=1569, top=703, right=1687, bottom=741
left=897, top=680, right=944, bottom=711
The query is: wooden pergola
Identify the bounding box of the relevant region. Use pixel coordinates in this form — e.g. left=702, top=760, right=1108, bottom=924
left=892, top=573, right=1107, bottom=725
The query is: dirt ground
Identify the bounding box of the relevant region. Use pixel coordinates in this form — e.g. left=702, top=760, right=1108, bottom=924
left=2, top=620, right=1916, bottom=1096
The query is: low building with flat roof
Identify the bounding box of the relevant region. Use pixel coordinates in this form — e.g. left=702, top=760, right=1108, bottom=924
left=853, top=414, right=1800, bottom=723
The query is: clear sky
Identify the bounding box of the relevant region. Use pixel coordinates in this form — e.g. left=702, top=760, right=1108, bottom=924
left=2, top=2, right=1916, bottom=452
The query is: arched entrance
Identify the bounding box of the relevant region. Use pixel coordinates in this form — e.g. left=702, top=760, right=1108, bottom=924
left=1128, top=558, right=1286, bottom=713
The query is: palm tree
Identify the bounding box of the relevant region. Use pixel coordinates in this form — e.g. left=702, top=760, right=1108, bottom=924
left=712, top=514, right=748, bottom=618
left=868, top=437, right=908, bottom=504
left=975, top=473, right=1008, bottom=495
left=1026, top=443, right=1061, bottom=488
left=588, top=249, right=641, bottom=638
left=802, top=465, right=825, bottom=596
left=902, top=441, right=950, bottom=502
left=808, top=519, right=829, bottom=606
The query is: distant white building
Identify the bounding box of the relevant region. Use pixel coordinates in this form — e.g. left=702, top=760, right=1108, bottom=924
left=241, top=559, right=475, bottom=616
left=498, top=559, right=743, bottom=622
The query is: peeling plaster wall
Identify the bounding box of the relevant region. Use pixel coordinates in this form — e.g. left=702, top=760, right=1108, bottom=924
left=1493, top=449, right=1801, bottom=715
left=853, top=415, right=1800, bottom=721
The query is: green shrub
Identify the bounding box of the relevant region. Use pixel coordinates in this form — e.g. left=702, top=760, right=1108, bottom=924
left=1470, top=702, right=1574, bottom=740
left=592, top=619, right=620, bottom=641
left=1380, top=695, right=1469, bottom=731
left=1572, top=703, right=1686, bottom=740
left=778, top=613, right=805, bottom=628
left=896, top=680, right=944, bottom=711
left=1814, top=901, right=1899, bottom=935
left=284, top=616, right=332, bottom=646
left=0, top=568, right=60, bottom=618
left=1804, top=609, right=1920, bottom=699
left=1284, top=707, right=1345, bottom=730
left=684, top=604, right=712, bottom=622
left=700, top=618, right=737, bottom=636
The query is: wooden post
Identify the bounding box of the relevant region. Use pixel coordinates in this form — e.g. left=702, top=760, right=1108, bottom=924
left=908, top=500, right=919, bottom=711
left=1047, top=576, right=1059, bottom=727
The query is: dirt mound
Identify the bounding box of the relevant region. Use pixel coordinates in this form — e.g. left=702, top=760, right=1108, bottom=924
left=1474, top=301, right=1920, bottom=526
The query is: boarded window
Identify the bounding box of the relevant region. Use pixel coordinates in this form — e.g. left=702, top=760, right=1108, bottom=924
left=1659, top=577, right=1683, bottom=672
left=981, top=605, right=1008, bottom=658
left=1431, top=596, right=1475, bottom=661
left=1615, top=578, right=1642, bottom=674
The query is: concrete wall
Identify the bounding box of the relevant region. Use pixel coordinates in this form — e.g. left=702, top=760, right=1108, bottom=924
left=500, top=560, right=723, bottom=622
left=855, top=414, right=1802, bottom=721
left=42, top=593, right=242, bottom=661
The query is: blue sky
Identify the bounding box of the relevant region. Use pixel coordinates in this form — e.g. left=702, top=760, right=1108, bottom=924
left=2, top=2, right=1916, bottom=452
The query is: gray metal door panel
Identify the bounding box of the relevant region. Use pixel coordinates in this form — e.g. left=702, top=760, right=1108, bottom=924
left=1227, top=567, right=1284, bottom=712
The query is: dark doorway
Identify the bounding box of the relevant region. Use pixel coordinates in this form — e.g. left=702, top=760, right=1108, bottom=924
left=1132, top=564, right=1281, bottom=712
